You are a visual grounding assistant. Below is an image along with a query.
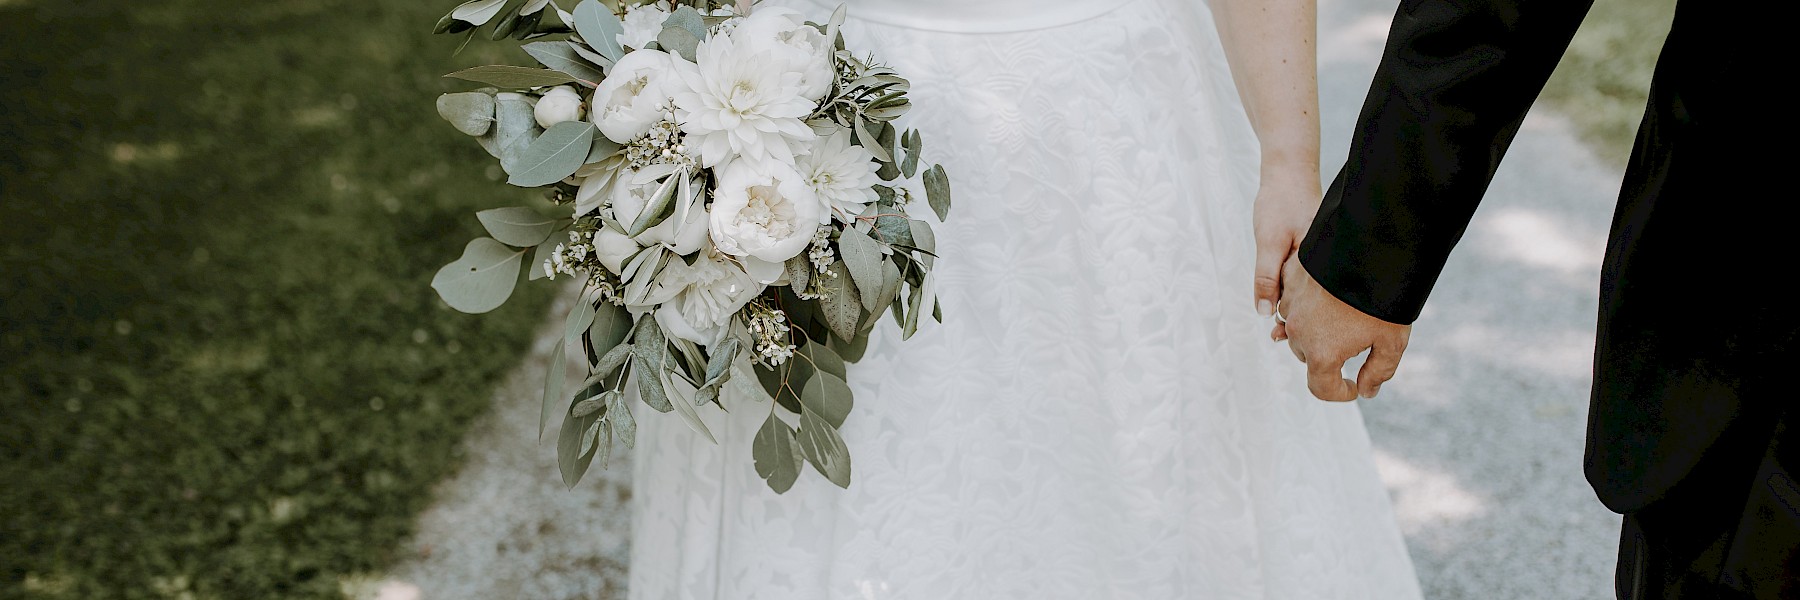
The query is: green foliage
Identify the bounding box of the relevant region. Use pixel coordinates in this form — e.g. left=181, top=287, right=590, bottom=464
left=0, top=0, right=555, bottom=597
left=1540, top=0, right=1678, bottom=165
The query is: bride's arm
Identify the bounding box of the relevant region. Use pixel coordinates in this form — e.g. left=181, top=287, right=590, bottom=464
left=1208, top=0, right=1321, bottom=324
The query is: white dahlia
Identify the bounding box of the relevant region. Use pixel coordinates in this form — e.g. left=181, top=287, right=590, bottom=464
left=794, top=128, right=880, bottom=223
left=672, top=32, right=816, bottom=169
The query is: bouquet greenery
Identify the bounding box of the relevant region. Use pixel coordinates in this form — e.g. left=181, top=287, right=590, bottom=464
left=429, top=0, right=951, bottom=493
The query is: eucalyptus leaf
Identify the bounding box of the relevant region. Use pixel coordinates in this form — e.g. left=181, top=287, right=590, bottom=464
left=588, top=133, right=623, bottom=163
left=902, top=275, right=925, bottom=340
left=753, top=412, right=804, bottom=493
left=450, top=0, right=508, bottom=25
left=436, top=92, right=495, bottom=136
left=588, top=342, right=633, bottom=384
left=589, top=303, right=633, bottom=357
left=908, top=219, right=936, bottom=256
left=447, top=65, right=578, bottom=88
left=610, top=391, right=636, bottom=448
left=478, top=93, right=539, bottom=161
left=754, top=357, right=807, bottom=414
left=540, top=342, right=566, bottom=438
left=522, top=41, right=605, bottom=86
left=632, top=317, right=673, bottom=412
left=703, top=337, right=740, bottom=388
left=827, top=330, right=869, bottom=363
left=784, top=255, right=811, bottom=294
left=797, top=409, right=852, bottom=489
left=902, top=129, right=921, bottom=178
left=572, top=0, right=626, bottom=62
left=817, top=262, right=862, bottom=341
left=431, top=238, right=524, bottom=314
left=507, top=121, right=596, bottom=187
left=529, top=236, right=559, bottom=280
left=556, top=378, right=604, bottom=487
left=873, top=210, right=913, bottom=247
left=923, top=164, right=951, bottom=221
left=477, top=206, right=559, bottom=246
left=801, top=370, right=853, bottom=429
left=656, top=26, right=701, bottom=62
left=877, top=260, right=902, bottom=314
left=568, top=41, right=615, bottom=70
left=798, top=339, right=847, bottom=380
left=520, top=0, right=552, bottom=15
left=836, top=228, right=885, bottom=312
left=564, top=297, right=598, bottom=352
left=571, top=395, right=606, bottom=418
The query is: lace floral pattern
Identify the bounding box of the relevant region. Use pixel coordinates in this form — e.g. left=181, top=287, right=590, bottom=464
left=629, top=1, right=1423, bottom=597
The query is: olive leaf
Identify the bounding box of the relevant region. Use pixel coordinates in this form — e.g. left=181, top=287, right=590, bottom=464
left=450, top=0, right=508, bottom=25
left=447, top=65, right=579, bottom=88
left=522, top=41, right=604, bottom=86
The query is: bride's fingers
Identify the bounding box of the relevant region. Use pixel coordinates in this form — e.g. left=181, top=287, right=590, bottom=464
left=1252, top=233, right=1291, bottom=317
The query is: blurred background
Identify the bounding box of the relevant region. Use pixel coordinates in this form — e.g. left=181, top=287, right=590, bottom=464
left=0, top=0, right=1673, bottom=598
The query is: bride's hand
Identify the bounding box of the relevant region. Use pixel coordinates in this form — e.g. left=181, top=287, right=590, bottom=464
left=1252, top=163, right=1321, bottom=335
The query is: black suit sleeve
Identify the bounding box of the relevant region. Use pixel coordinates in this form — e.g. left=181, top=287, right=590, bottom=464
left=1299, top=0, right=1594, bottom=325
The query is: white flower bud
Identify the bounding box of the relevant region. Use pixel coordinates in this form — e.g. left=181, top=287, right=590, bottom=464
left=533, top=86, right=586, bottom=129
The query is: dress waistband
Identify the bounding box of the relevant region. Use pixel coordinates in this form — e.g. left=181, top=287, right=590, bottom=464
left=799, top=0, right=1141, bottom=34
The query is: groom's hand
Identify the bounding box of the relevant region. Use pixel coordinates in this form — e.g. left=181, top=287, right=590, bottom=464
left=1275, top=256, right=1411, bottom=401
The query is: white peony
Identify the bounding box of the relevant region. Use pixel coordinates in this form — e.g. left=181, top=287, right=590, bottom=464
left=794, top=128, right=880, bottom=223
left=643, top=249, right=764, bottom=345
left=708, top=161, right=821, bottom=283
left=590, top=50, right=692, bottom=144
left=616, top=2, right=670, bottom=51
left=729, top=7, right=836, bottom=101
left=672, top=31, right=816, bottom=169
left=533, top=85, right=587, bottom=128
left=610, top=165, right=709, bottom=255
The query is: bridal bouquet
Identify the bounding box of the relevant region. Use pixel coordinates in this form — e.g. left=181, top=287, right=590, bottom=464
left=427, top=0, right=951, bottom=493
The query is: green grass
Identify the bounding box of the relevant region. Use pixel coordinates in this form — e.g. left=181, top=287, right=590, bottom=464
left=1540, top=0, right=1679, bottom=165
left=0, top=1, right=557, bottom=597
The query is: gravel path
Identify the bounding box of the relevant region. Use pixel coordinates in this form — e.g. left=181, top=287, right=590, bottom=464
left=373, top=2, right=1628, bottom=598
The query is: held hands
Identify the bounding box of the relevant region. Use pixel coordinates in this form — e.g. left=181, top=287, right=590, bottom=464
left=1272, top=256, right=1411, bottom=401
left=1252, top=167, right=1323, bottom=320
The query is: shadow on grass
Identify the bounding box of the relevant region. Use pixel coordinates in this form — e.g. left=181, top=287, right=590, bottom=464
left=1, top=1, right=557, bottom=597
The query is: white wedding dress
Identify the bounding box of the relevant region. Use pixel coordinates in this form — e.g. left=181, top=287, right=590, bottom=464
left=629, top=0, right=1423, bottom=597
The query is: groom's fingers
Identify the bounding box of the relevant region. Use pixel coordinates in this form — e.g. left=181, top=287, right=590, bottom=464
left=1305, top=354, right=1358, bottom=402
left=1357, top=339, right=1406, bottom=399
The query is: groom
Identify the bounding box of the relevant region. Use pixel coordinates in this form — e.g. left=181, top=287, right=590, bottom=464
left=1271, top=0, right=1796, bottom=597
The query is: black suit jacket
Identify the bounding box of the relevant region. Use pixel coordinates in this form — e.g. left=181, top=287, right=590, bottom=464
left=1301, top=0, right=1792, bottom=514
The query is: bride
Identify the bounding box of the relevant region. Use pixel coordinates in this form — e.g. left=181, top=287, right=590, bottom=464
left=629, top=0, right=1422, bottom=597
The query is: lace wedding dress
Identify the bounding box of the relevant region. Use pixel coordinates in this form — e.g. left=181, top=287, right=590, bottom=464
left=629, top=0, right=1423, bottom=597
